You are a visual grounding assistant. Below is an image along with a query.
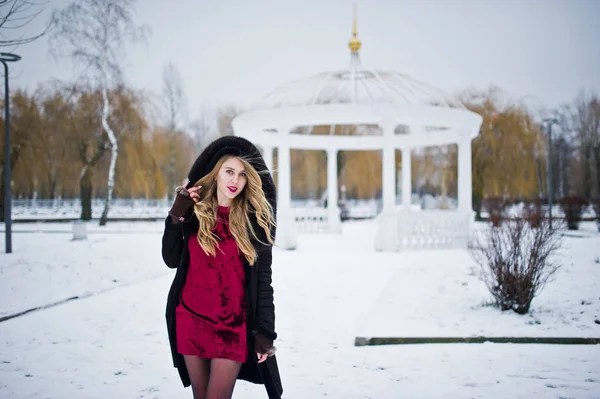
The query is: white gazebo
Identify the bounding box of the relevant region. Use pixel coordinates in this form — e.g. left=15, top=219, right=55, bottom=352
left=232, top=12, right=482, bottom=251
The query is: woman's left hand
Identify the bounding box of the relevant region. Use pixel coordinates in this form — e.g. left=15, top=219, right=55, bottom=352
left=254, top=332, right=276, bottom=363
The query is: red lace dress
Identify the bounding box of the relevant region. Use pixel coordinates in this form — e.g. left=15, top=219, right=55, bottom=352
left=175, top=206, right=247, bottom=362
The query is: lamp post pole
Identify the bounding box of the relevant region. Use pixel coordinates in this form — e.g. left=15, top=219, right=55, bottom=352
left=1, top=52, right=21, bottom=254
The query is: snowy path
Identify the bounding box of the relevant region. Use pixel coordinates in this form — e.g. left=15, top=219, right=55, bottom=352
left=1, top=273, right=599, bottom=399
left=1, top=220, right=600, bottom=398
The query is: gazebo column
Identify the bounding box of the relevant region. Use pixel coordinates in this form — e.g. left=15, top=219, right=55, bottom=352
left=458, top=136, right=473, bottom=214
left=261, top=144, right=273, bottom=175
left=275, top=127, right=297, bottom=250
left=457, top=134, right=474, bottom=247
left=327, top=148, right=341, bottom=233
left=375, top=123, right=399, bottom=251
left=382, top=144, right=396, bottom=211
left=401, top=147, right=412, bottom=210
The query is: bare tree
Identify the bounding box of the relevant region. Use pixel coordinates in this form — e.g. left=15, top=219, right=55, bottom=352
left=573, top=91, right=598, bottom=198
left=36, top=87, right=73, bottom=200
left=50, top=0, right=146, bottom=225
left=0, top=0, right=49, bottom=47
left=190, top=106, right=214, bottom=152
left=554, top=105, right=576, bottom=198
left=162, top=62, right=186, bottom=200
left=588, top=94, right=600, bottom=197
left=217, top=105, right=240, bottom=136
left=0, top=89, right=38, bottom=221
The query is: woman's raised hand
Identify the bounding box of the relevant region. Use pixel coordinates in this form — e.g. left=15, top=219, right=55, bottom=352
left=168, top=185, right=201, bottom=223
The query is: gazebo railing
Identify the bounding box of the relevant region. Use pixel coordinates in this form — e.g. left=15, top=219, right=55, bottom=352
left=397, top=209, right=472, bottom=250
left=293, top=208, right=329, bottom=233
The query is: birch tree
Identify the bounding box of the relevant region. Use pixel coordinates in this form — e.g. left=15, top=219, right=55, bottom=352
left=50, top=0, right=146, bottom=225
left=72, top=87, right=110, bottom=219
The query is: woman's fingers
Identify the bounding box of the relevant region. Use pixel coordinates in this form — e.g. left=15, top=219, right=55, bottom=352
left=257, top=353, right=268, bottom=363
left=187, top=185, right=202, bottom=202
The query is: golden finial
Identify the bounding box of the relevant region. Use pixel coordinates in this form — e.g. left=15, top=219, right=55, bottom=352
left=348, top=4, right=361, bottom=52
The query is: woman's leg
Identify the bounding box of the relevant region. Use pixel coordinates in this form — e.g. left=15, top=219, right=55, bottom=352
left=206, top=358, right=243, bottom=399
left=183, top=355, right=211, bottom=399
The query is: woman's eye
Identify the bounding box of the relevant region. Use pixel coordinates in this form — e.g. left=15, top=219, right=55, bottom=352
left=240, top=173, right=246, bottom=178
left=226, top=170, right=233, bottom=174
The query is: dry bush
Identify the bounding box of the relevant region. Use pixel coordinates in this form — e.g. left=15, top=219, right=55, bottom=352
left=558, top=195, right=589, bottom=230
left=483, top=196, right=508, bottom=227
left=469, top=214, right=564, bottom=314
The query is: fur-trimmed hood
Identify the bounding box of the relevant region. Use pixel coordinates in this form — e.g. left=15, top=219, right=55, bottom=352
left=186, top=136, right=277, bottom=246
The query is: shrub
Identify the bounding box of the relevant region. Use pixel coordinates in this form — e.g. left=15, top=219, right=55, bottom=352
left=468, top=212, right=563, bottom=315
left=558, top=195, right=589, bottom=230
left=523, top=199, right=543, bottom=228
left=483, top=196, right=508, bottom=227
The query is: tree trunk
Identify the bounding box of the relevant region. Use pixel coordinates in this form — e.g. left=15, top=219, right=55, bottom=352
left=48, top=166, right=57, bottom=201
left=534, top=153, right=544, bottom=198
left=594, top=145, right=600, bottom=199
left=99, top=145, right=117, bottom=226
left=1, top=147, right=21, bottom=222
left=80, top=165, right=93, bottom=220
left=99, top=88, right=118, bottom=227
left=582, top=146, right=593, bottom=199
left=0, top=167, right=4, bottom=223
left=472, top=191, right=482, bottom=221
left=558, top=140, right=566, bottom=198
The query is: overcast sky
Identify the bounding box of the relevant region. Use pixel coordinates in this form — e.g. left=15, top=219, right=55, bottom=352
left=9, top=0, right=600, bottom=124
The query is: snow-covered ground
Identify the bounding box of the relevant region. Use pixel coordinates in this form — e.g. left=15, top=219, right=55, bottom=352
left=1, top=219, right=599, bottom=398
left=358, top=222, right=600, bottom=339
left=11, top=199, right=171, bottom=220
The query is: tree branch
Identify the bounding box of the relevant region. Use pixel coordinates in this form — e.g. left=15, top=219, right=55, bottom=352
left=0, top=0, right=49, bottom=47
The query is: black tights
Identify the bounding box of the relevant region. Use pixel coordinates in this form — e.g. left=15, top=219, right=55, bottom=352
left=183, top=355, right=243, bottom=399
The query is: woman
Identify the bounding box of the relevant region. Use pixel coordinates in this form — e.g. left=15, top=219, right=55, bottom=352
left=161, top=136, right=283, bottom=399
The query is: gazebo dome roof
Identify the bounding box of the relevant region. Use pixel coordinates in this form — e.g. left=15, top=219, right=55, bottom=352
left=234, top=8, right=482, bottom=143
left=252, top=68, right=464, bottom=110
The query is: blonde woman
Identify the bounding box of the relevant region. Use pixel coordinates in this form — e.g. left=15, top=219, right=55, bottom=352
left=162, top=136, right=282, bottom=399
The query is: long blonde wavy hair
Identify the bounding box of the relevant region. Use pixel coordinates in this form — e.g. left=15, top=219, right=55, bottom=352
left=191, top=155, right=275, bottom=265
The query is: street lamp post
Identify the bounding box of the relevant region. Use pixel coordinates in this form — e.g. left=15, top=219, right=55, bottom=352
left=543, top=117, right=559, bottom=228
left=1, top=52, right=21, bottom=254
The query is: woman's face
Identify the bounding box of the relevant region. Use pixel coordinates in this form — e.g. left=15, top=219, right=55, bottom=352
left=215, top=157, right=247, bottom=206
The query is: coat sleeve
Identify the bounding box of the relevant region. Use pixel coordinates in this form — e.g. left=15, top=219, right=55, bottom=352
left=161, top=216, right=184, bottom=269
left=254, top=243, right=277, bottom=340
